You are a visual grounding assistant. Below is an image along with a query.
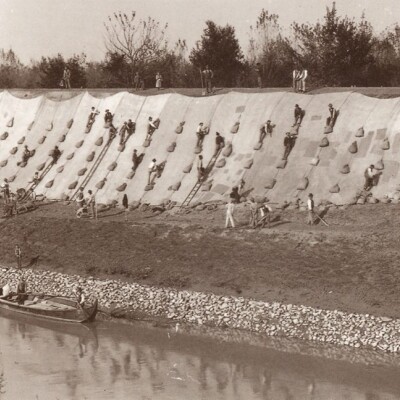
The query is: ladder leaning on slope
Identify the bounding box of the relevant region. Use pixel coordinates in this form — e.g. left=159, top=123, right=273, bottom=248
left=20, top=160, right=55, bottom=201
left=180, top=148, right=222, bottom=208
left=70, top=132, right=117, bottom=201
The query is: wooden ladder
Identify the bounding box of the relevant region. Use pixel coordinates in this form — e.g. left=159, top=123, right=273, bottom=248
left=70, top=134, right=116, bottom=200
left=180, top=149, right=221, bottom=208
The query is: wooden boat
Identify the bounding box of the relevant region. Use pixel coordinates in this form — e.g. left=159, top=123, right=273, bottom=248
left=0, top=294, right=98, bottom=323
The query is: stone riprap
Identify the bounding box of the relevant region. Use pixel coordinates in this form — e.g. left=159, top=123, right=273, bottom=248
left=0, top=267, right=399, bottom=354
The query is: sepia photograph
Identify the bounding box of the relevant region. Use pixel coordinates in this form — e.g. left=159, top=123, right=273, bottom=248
left=1, top=0, right=400, bottom=398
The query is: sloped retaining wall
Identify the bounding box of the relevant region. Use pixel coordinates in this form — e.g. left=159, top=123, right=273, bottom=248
left=0, top=266, right=399, bottom=354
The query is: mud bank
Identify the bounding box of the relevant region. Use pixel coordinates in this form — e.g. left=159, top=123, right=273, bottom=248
left=0, top=266, right=399, bottom=355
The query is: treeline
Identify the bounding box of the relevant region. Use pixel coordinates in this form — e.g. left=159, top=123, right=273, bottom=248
left=3, top=3, right=400, bottom=89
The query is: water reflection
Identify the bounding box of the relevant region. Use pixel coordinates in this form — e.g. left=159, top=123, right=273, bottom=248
left=0, top=310, right=399, bottom=400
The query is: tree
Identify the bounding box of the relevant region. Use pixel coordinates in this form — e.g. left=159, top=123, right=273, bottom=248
left=0, top=49, right=24, bottom=88
left=247, top=10, right=295, bottom=87
left=190, top=21, right=244, bottom=87
left=104, top=11, right=168, bottom=83
left=37, top=53, right=87, bottom=88
left=292, top=2, right=374, bottom=86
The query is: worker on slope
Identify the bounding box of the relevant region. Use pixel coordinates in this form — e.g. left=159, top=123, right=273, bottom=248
left=51, top=146, right=62, bottom=164
left=146, top=117, right=157, bottom=141
left=148, top=158, right=157, bottom=185
left=104, top=109, right=113, bottom=125
left=197, top=155, right=205, bottom=181
left=364, top=164, right=376, bottom=191
left=293, top=104, right=304, bottom=126
left=326, top=104, right=338, bottom=128
left=87, top=107, right=99, bottom=128
left=229, top=186, right=241, bottom=204
left=132, top=149, right=140, bottom=172
left=282, top=132, right=296, bottom=160
left=214, top=132, right=225, bottom=156
left=196, top=122, right=207, bottom=148
left=119, top=122, right=128, bottom=145
left=259, top=120, right=275, bottom=143
left=126, top=119, right=135, bottom=141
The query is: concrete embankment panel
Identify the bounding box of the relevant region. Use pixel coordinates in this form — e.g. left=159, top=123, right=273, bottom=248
left=1, top=90, right=400, bottom=205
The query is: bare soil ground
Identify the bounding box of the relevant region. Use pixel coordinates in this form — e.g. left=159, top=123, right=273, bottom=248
left=1, top=201, right=400, bottom=319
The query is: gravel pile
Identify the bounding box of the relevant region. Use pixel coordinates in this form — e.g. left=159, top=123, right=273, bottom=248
left=1, top=266, right=399, bottom=353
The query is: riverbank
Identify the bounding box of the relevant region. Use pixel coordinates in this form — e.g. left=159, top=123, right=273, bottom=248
left=1, top=201, right=400, bottom=353
left=1, top=265, right=400, bottom=359
left=1, top=201, right=400, bottom=319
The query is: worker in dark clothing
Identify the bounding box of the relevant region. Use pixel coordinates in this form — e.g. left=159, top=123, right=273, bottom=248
left=364, top=164, right=376, bottom=191
left=104, top=109, right=113, bottom=124
left=259, top=120, right=275, bottom=143
left=282, top=132, right=296, bottom=160
left=293, top=104, right=304, bottom=126
left=132, top=149, right=140, bottom=171
left=108, top=126, right=117, bottom=143
left=326, top=104, right=338, bottom=128
left=119, top=122, right=128, bottom=145
left=19, top=145, right=33, bottom=164
left=214, top=132, right=225, bottom=156
left=202, top=66, right=214, bottom=94
left=126, top=119, right=135, bottom=138
left=16, top=277, right=27, bottom=305
left=51, top=146, right=61, bottom=164
left=229, top=186, right=241, bottom=203
left=255, top=63, right=262, bottom=88
left=87, top=107, right=99, bottom=127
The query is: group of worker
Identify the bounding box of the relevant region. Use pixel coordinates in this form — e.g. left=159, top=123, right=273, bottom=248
left=75, top=187, right=97, bottom=219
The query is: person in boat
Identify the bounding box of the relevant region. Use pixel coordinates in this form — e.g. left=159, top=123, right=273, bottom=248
left=16, top=277, right=28, bottom=305
left=75, top=286, right=85, bottom=308
left=0, top=282, right=11, bottom=299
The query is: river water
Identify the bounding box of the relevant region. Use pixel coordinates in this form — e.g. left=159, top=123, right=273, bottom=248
left=0, top=310, right=399, bottom=400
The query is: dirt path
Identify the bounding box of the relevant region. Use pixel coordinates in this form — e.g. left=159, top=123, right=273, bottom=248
left=1, top=201, right=400, bottom=318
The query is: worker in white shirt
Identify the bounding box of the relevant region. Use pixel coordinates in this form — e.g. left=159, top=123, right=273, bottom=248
left=148, top=158, right=157, bottom=184
left=225, top=200, right=236, bottom=229
left=307, top=193, right=315, bottom=225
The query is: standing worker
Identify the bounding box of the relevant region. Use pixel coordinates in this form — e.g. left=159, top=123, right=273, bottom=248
left=15, top=245, right=22, bottom=268
left=87, top=190, right=97, bottom=219
left=155, top=72, right=163, bottom=90
left=225, top=200, right=236, bottom=229
left=2, top=178, right=10, bottom=204
left=133, top=72, right=140, bottom=90
left=63, top=67, right=71, bottom=89
left=202, top=66, right=214, bottom=94
left=255, top=63, right=262, bottom=88
left=307, top=193, right=315, bottom=225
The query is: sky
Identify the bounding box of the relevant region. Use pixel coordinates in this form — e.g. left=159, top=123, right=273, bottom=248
left=1, top=0, right=400, bottom=64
